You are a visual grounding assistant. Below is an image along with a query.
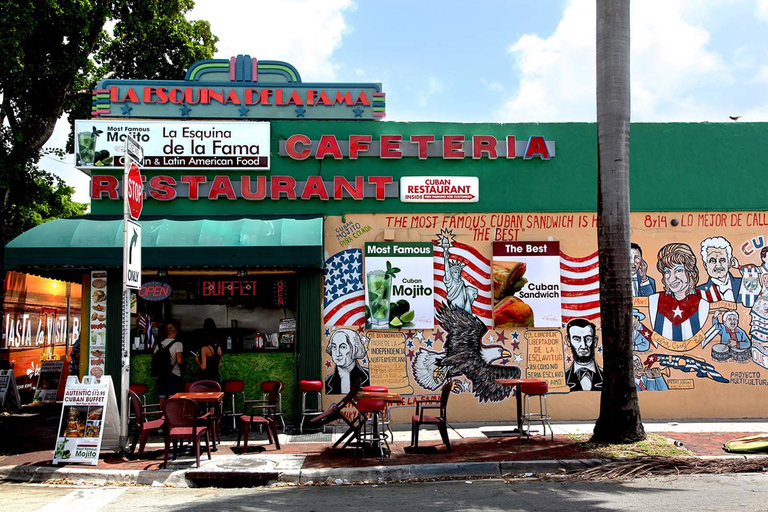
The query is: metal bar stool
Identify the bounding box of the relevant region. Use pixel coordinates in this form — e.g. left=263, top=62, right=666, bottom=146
left=354, top=397, right=390, bottom=462
left=521, top=380, right=554, bottom=440
left=361, top=385, right=393, bottom=438
left=260, top=381, right=286, bottom=432
left=299, top=380, right=324, bottom=433
left=223, top=380, right=246, bottom=431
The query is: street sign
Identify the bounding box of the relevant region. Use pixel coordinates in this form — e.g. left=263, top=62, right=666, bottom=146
left=124, top=219, right=142, bottom=290
left=124, top=134, right=144, bottom=165
left=126, top=163, right=143, bottom=220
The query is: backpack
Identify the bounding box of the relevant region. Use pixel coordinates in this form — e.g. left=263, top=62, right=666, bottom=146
left=151, top=339, right=179, bottom=378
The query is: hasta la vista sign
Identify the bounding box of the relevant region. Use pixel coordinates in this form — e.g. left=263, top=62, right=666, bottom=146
left=92, top=55, right=385, bottom=121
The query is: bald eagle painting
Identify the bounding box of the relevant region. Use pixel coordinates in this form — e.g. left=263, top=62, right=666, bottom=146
left=412, top=302, right=522, bottom=402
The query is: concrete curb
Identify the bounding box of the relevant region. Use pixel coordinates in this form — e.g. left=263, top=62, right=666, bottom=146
left=0, top=464, right=189, bottom=487
left=0, top=458, right=611, bottom=487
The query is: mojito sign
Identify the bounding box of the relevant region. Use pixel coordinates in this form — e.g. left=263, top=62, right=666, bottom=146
left=74, top=120, right=270, bottom=171
left=364, top=242, right=434, bottom=330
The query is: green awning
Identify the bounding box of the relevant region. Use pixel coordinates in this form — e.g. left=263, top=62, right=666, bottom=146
left=5, top=217, right=324, bottom=277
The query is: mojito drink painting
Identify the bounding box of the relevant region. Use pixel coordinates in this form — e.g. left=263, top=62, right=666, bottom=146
left=75, top=124, right=112, bottom=167
left=364, top=242, right=435, bottom=329
left=366, top=270, right=392, bottom=327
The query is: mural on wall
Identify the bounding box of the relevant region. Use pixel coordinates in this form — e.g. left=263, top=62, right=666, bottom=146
left=324, top=328, right=370, bottom=394
left=322, top=211, right=768, bottom=408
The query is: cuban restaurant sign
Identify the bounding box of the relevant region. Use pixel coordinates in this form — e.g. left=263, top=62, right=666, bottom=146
left=74, top=120, right=270, bottom=171
left=91, top=55, right=385, bottom=121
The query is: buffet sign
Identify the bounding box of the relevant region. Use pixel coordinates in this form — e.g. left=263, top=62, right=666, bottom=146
left=53, top=375, right=119, bottom=465
left=88, top=271, right=108, bottom=380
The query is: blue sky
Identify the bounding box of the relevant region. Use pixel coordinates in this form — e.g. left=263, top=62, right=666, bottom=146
left=44, top=0, right=768, bottom=201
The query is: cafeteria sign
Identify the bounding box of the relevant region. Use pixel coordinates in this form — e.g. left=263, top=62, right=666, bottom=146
left=74, top=120, right=270, bottom=171
left=364, top=242, right=434, bottom=330
left=53, top=376, right=119, bottom=465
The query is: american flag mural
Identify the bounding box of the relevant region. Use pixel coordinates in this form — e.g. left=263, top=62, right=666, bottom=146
left=324, top=248, right=365, bottom=326
left=560, top=250, right=601, bottom=323
left=434, top=241, right=493, bottom=326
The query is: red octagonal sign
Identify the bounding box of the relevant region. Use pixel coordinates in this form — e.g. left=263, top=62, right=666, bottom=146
left=126, top=163, right=143, bottom=220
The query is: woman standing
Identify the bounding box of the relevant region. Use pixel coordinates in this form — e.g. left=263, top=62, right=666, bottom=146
left=196, top=318, right=223, bottom=383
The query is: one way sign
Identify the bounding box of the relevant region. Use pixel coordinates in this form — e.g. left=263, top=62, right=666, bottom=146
left=124, top=219, right=142, bottom=289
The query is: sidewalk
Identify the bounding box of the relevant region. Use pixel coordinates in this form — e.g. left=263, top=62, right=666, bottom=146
left=2, top=409, right=766, bottom=487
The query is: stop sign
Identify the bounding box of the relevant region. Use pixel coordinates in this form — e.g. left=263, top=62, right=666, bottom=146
left=126, top=163, right=143, bottom=220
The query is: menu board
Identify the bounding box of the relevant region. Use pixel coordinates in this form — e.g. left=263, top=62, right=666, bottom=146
left=32, top=358, right=65, bottom=404
left=0, top=370, right=21, bottom=411
left=53, top=375, right=119, bottom=465
left=88, top=271, right=108, bottom=380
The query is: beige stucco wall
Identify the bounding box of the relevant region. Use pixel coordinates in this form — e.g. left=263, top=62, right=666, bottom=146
left=321, top=211, right=768, bottom=422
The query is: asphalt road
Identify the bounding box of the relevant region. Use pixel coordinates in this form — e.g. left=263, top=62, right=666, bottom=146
left=4, top=473, right=768, bottom=512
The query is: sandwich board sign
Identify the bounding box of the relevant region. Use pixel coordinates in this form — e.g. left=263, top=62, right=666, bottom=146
left=53, top=375, right=119, bottom=465
left=0, top=370, right=21, bottom=411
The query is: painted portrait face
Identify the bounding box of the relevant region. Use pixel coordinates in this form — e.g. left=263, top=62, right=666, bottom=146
left=663, top=264, right=689, bottom=296
left=450, top=265, right=462, bottom=279
left=755, top=299, right=768, bottom=315
left=568, top=325, right=595, bottom=363
left=631, top=248, right=642, bottom=275
left=704, top=247, right=729, bottom=280
left=632, top=315, right=640, bottom=331
left=633, top=356, right=643, bottom=376
left=329, top=336, right=353, bottom=367
left=724, top=313, right=739, bottom=330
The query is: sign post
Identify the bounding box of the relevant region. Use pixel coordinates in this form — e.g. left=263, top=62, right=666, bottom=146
left=120, top=135, right=143, bottom=450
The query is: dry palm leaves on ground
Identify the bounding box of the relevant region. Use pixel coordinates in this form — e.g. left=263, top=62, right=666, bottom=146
left=547, top=456, right=768, bottom=481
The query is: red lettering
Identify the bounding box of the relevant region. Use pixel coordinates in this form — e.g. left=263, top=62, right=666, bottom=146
left=368, top=176, right=393, bottom=200
left=149, top=176, right=176, bottom=201
left=208, top=89, right=225, bottom=104
left=472, top=135, right=498, bottom=159
left=260, top=89, right=272, bottom=105
left=315, top=135, right=343, bottom=160
left=168, top=88, right=185, bottom=104
left=208, top=176, right=236, bottom=200
left=506, top=136, right=517, bottom=159
left=316, top=90, right=332, bottom=105
left=333, top=176, right=364, bottom=200
left=241, top=175, right=267, bottom=200
left=181, top=176, right=206, bottom=200
left=224, top=90, right=240, bottom=104
left=380, top=135, right=402, bottom=159
left=285, top=134, right=312, bottom=160
left=349, top=135, right=372, bottom=159
left=443, top=135, right=465, bottom=159
left=144, top=87, right=157, bottom=103
left=524, top=136, right=550, bottom=160
left=334, top=91, right=354, bottom=105
left=301, top=176, right=330, bottom=200
left=410, top=135, right=435, bottom=159
left=91, top=175, right=119, bottom=199
left=287, top=90, right=303, bottom=105
left=245, top=89, right=259, bottom=105
left=270, top=176, right=296, bottom=199
left=354, top=91, right=371, bottom=106
left=112, top=87, right=139, bottom=103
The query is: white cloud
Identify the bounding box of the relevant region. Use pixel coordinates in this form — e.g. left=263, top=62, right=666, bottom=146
left=418, top=77, right=444, bottom=107
left=496, top=0, right=734, bottom=122
left=189, top=0, right=355, bottom=82
left=757, top=0, right=768, bottom=20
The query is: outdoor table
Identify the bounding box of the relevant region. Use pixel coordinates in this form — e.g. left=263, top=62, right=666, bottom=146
left=336, top=391, right=403, bottom=452
left=494, top=378, right=546, bottom=438
left=170, top=391, right=224, bottom=449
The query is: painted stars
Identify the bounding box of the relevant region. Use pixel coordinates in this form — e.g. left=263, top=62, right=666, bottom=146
left=121, top=105, right=133, bottom=115
left=405, top=330, right=416, bottom=340
left=495, top=330, right=508, bottom=344
left=415, top=330, right=425, bottom=342
left=407, top=350, right=415, bottom=360
left=180, top=105, right=192, bottom=116
left=514, top=354, right=524, bottom=363
left=353, top=106, right=365, bottom=117
left=324, top=360, right=332, bottom=370
left=295, top=107, right=306, bottom=118
left=238, top=107, right=250, bottom=117
left=433, top=329, right=444, bottom=342
left=324, top=328, right=332, bottom=338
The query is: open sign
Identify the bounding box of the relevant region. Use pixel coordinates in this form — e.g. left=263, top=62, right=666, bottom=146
left=139, top=281, right=172, bottom=301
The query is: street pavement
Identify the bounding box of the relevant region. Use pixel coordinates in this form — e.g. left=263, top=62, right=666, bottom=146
left=2, top=410, right=767, bottom=488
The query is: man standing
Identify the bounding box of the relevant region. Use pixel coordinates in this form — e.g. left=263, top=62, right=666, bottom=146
left=155, top=322, right=184, bottom=407
left=631, top=243, right=656, bottom=296
left=697, top=237, right=742, bottom=302
left=564, top=318, right=604, bottom=391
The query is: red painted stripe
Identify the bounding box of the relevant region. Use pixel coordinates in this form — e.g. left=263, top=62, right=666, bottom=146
left=561, top=274, right=600, bottom=286
left=563, top=312, right=600, bottom=322
left=560, top=251, right=599, bottom=263
left=560, top=261, right=600, bottom=273
left=561, top=300, right=601, bottom=311
left=230, top=57, right=236, bottom=81
left=252, top=58, right=258, bottom=81
left=561, top=289, right=600, bottom=298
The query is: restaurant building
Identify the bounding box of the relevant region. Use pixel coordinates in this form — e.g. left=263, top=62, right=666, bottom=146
left=5, top=55, right=768, bottom=423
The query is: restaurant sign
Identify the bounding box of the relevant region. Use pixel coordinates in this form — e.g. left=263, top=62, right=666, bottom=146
left=400, top=176, right=479, bottom=203
left=75, top=120, right=270, bottom=171
left=92, top=55, right=385, bottom=121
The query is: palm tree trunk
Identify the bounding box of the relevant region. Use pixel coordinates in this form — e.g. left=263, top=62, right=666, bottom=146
left=592, top=0, right=645, bottom=443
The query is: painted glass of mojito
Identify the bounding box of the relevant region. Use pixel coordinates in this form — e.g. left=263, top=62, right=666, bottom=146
left=77, top=131, right=96, bottom=165
left=366, top=270, right=392, bottom=327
